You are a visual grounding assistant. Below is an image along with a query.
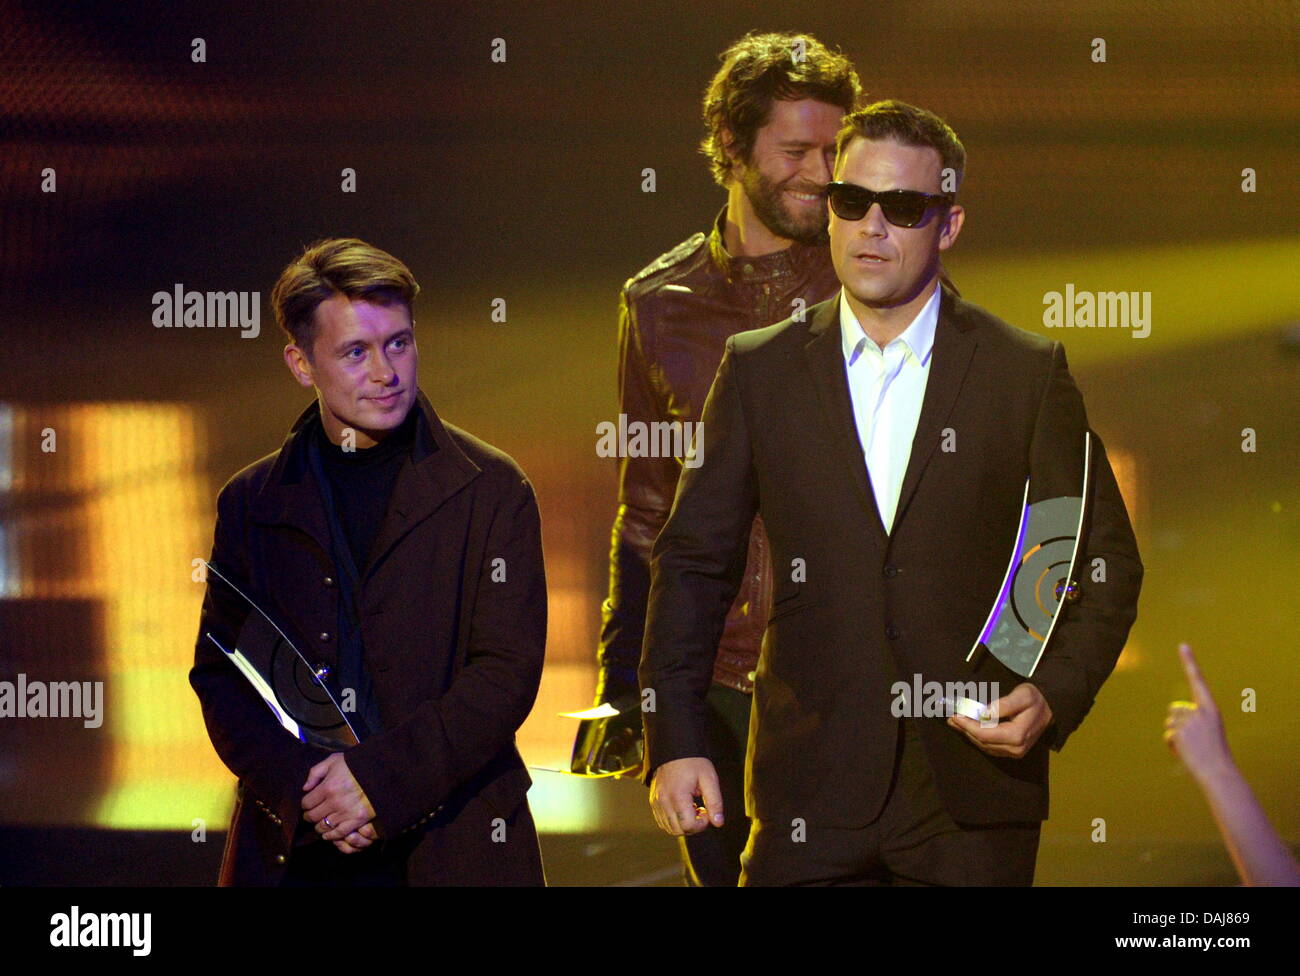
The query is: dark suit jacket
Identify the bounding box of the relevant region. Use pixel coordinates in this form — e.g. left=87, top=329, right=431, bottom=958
left=640, top=283, right=1143, bottom=827
left=190, top=389, right=547, bottom=884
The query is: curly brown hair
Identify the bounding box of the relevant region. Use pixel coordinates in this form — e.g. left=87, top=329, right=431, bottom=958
left=271, top=238, right=420, bottom=359
left=700, top=31, right=862, bottom=187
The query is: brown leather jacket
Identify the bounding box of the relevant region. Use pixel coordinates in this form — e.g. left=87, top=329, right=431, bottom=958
left=598, top=206, right=840, bottom=695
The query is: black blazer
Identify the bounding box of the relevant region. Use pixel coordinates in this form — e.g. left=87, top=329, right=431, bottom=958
left=640, top=283, right=1143, bottom=827
left=190, top=389, right=547, bottom=884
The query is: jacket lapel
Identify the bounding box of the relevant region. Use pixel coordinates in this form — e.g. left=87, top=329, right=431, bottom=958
left=891, top=281, right=979, bottom=532
left=801, top=281, right=979, bottom=541
left=803, top=293, right=889, bottom=543
left=248, top=400, right=334, bottom=557
left=249, top=389, right=481, bottom=581
left=361, top=390, right=480, bottom=580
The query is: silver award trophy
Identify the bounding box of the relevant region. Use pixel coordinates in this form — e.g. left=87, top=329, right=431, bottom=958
left=561, top=697, right=645, bottom=778
left=966, top=430, right=1094, bottom=682
left=201, top=560, right=362, bottom=750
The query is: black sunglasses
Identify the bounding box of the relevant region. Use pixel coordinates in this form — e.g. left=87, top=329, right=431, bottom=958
left=826, top=181, right=954, bottom=228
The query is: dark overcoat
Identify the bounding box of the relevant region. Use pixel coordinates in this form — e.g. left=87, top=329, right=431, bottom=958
left=190, top=389, right=546, bottom=885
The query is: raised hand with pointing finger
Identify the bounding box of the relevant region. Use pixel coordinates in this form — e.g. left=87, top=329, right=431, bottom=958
left=1164, top=642, right=1298, bottom=886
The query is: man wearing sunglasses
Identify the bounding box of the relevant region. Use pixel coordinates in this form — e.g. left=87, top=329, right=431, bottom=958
left=581, top=31, right=860, bottom=887
left=642, top=100, right=1142, bottom=885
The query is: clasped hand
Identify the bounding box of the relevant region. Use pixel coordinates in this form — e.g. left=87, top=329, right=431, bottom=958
left=301, top=752, right=378, bottom=854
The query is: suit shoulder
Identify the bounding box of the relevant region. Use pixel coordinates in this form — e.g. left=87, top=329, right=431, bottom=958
left=443, top=422, right=535, bottom=495
left=622, top=232, right=708, bottom=301
left=953, top=295, right=1056, bottom=361
left=217, top=447, right=281, bottom=505
left=729, top=296, right=829, bottom=358
left=955, top=295, right=1052, bottom=353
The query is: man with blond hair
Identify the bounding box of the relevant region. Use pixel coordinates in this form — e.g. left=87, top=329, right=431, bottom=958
left=191, top=237, right=548, bottom=885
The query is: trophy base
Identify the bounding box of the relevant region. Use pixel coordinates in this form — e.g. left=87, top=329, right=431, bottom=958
left=942, top=696, right=995, bottom=725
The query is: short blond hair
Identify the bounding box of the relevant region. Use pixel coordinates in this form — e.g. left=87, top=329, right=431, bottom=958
left=271, top=238, right=419, bottom=358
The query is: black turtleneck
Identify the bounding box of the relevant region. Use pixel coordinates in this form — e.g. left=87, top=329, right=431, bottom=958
left=314, top=406, right=417, bottom=572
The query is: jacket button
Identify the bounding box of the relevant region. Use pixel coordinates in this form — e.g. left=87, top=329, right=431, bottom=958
left=1058, top=578, right=1081, bottom=603
left=319, top=632, right=331, bottom=642
left=883, top=564, right=899, bottom=578
left=886, top=624, right=901, bottom=640
left=275, top=854, right=286, bottom=865
left=323, top=576, right=334, bottom=587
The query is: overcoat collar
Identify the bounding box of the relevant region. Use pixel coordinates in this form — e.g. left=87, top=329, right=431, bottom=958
left=802, top=279, right=979, bottom=541
left=248, top=388, right=481, bottom=579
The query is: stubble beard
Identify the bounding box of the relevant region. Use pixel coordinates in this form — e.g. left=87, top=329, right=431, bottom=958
left=740, top=165, right=829, bottom=247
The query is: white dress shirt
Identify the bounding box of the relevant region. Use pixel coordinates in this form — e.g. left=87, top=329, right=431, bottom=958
left=839, top=283, right=941, bottom=534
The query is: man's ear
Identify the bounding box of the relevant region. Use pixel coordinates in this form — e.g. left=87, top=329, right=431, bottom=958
left=720, top=125, right=743, bottom=177
left=937, top=204, right=965, bottom=253
left=283, top=344, right=315, bottom=388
